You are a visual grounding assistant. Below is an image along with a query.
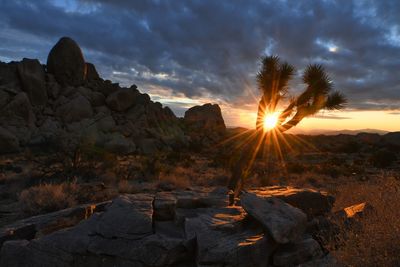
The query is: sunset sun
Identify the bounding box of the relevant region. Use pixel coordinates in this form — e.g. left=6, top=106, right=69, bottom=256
left=263, top=113, right=279, bottom=131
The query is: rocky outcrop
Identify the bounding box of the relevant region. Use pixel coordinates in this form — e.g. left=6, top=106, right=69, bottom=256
left=184, top=103, right=226, bottom=147
left=17, top=58, right=47, bottom=106
left=0, top=187, right=331, bottom=267
left=248, top=186, right=335, bottom=217
left=0, top=37, right=190, bottom=154
left=105, top=86, right=139, bottom=112
left=47, top=37, right=86, bottom=86
left=0, top=127, right=19, bottom=154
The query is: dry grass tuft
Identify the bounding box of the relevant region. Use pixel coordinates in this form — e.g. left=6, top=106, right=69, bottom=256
left=19, top=183, right=78, bottom=215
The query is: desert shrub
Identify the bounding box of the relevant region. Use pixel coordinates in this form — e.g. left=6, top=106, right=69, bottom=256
left=337, top=140, right=362, bottom=154
left=139, top=155, right=162, bottom=181
left=19, top=183, right=77, bottom=215
left=314, top=163, right=343, bottom=178
left=369, top=149, right=397, bottom=168
left=287, top=162, right=306, bottom=174
left=157, top=171, right=190, bottom=190
left=117, top=180, right=139, bottom=194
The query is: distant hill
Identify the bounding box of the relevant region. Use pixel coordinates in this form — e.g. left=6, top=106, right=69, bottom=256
left=289, top=128, right=390, bottom=136
left=227, top=127, right=391, bottom=136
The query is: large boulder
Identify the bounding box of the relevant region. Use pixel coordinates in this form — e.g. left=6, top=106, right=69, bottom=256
left=184, top=103, right=226, bottom=146
left=241, top=192, right=307, bottom=244
left=1, top=92, right=35, bottom=126
left=95, top=194, right=153, bottom=239
left=47, top=37, right=86, bottom=86
left=56, top=94, right=93, bottom=123
left=103, top=133, right=136, bottom=154
left=248, top=186, right=335, bottom=217
left=0, top=89, right=10, bottom=108
left=17, top=58, right=47, bottom=106
left=105, top=87, right=139, bottom=112
left=0, top=127, right=19, bottom=153
left=0, top=92, right=35, bottom=145
left=184, top=103, right=226, bottom=132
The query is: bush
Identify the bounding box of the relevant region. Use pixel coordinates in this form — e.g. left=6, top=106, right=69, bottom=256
left=287, top=162, right=306, bottom=174
left=19, top=183, right=77, bottom=215
left=369, top=149, right=397, bottom=168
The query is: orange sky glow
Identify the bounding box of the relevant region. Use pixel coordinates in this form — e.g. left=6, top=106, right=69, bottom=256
left=148, top=88, right=400, bottom=133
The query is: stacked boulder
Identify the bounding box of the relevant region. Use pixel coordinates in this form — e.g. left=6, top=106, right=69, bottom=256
left=0, top=186, right=340, bottom=266
left=184, top=103, right=226, bottom=147
left=0, top=37, right=186, bottom=154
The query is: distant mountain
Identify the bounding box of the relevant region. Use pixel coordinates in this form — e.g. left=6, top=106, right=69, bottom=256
left=290, top=128, right=390, bottom=136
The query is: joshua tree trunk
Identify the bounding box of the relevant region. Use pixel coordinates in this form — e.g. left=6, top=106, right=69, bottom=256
left=256, top=98, right=265, bottom=131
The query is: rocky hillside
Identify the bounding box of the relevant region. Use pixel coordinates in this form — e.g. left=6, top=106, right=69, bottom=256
left=1, top=37, right=224, bottom=155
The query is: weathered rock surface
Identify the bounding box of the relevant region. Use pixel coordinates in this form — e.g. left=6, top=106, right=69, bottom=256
left=273, top=237, right=323, bottom=266
left=105, top=87, right=139, bottom=112
left=241, top=192, right=307, bottom=244
left=0, top=188, right=329, bottom=267
left=248, top=186, right=335, bottom=217
left=184, top=103, right=226, bottom=146
left=47, top=37, right=86, bottom=86
left=0, top=127, right=19, bottom=153
left=17, top=58, right=47, bottom=106
left=56, top=94, right=93, bottom=123
left=0, top=202, right=108, bottom=247
left=184, top=103, right=226, bottom=132
left=0, top=37, right=227, bottom=155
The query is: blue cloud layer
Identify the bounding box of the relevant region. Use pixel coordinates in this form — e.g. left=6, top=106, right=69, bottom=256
left=1, top=0, right=399, bottom=112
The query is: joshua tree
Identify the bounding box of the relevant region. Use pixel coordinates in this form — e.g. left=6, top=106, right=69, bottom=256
left=228, top=55, right=346, bottom=203
left=256, top=55, right=346, bottom=131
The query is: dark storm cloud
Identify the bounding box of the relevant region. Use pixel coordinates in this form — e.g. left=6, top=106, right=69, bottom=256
left=0, top=0, right=399, bottom=110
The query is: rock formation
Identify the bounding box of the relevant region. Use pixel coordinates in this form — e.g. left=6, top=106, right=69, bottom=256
left=47, top=37, right=87, bottom=86
left=0, top=37, right=204, bottom=155
left=184, top=103, right=226, bottom=147
left=0, top=186, right=338, bottom=267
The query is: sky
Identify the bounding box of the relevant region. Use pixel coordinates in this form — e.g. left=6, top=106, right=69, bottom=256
left=0, top=0, right=399, bottom=132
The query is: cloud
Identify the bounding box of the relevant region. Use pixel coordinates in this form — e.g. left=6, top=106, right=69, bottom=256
left=0, top=0, right=399, bottom=114
left=312, top=115, right=351, bottom=120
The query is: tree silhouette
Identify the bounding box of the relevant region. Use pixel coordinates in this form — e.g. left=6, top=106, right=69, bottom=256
left=228, top=55, right=346, bottom=204
left=256, top=55, right=346, bottom=131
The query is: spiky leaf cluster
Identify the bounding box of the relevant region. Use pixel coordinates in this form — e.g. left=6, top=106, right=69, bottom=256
left=256, top=56, right=347, bottom=132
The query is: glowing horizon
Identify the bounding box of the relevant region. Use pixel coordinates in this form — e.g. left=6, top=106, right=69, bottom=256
left=148, top=90, right=400, bottom=133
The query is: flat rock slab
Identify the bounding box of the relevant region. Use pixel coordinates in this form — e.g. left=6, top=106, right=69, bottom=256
left=0, top=189, right=328, bottom=267
left=184, top=207, right=275, bottom=267
left=0, top=201, right=108, bottom=247
left=248, top=186, right=335, bottom=217
left=96, top=194, right=154, bottom=239
left=241, top=192, right=307, bottom=244
left=273, top=237, right=324, bottom=266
